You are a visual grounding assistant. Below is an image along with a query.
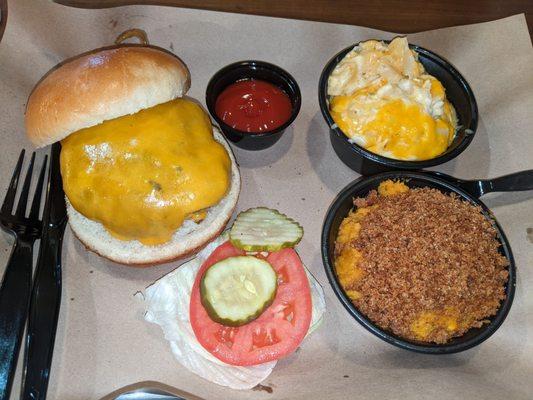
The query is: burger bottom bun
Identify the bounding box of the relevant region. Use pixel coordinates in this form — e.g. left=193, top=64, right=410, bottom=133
left=66, top=127, right=240, bottom=266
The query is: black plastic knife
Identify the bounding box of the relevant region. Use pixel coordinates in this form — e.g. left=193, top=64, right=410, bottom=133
left=21, top=142, right=67, bottom=400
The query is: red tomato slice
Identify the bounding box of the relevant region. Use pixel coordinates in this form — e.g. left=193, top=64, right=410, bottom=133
left=190, top=241, right=312, bottom=366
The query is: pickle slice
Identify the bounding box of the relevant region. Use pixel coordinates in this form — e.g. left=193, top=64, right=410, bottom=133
left=230, top=207, right=304, bottom=252
left=200, top=256, right=278, bottom=326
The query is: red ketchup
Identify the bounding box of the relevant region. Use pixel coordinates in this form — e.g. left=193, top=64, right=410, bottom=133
left=215, top=79, right=292, bottom=133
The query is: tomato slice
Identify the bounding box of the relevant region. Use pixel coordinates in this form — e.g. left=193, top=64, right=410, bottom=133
left=190, top=241, right=312, bottom=366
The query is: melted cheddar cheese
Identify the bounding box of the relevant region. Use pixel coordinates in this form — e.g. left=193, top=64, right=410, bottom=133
left=60, top=99, right=231, bottom=245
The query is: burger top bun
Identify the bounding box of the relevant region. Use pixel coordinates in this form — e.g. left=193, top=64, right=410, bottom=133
left=25, top=45, right=191, bottom=147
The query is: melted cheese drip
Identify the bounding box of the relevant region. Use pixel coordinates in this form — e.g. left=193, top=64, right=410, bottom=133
left=328, top=37, right=457, bottom=161
left=60, top=99, right=231, bottom=245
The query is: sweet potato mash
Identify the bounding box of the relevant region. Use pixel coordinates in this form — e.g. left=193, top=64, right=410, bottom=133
left=335, top=180, right=508, bottom=343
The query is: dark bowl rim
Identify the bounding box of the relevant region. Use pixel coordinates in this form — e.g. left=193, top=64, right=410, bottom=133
left=321, top=170, right=516, bottom=354
left=206, top=60, right=302, bottom=138
left=318, top=40, right=479, bottom=169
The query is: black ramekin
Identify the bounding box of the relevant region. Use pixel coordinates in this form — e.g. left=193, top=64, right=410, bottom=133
left=321, top=171, right=516, bottom=354
left=206, top=60, right=301, bottom=151
left=318, top=41, right=478, bottom=175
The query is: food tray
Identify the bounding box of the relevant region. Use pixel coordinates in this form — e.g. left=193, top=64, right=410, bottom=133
left=0, top=1, right=532, bottom=399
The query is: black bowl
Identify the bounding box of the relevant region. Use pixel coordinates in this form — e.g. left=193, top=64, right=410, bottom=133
left=206, top=60, right=301, bottom=150
left=321, top=171, right=516, bottom=354
left=318, top=42, right=478, bottom=175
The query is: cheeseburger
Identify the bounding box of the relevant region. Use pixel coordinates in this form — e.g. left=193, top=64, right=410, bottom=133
left=25, top=45, right=240, bottom=265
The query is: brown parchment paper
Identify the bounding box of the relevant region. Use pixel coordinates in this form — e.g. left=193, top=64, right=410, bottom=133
left=0, top=1, right=532, bottom=399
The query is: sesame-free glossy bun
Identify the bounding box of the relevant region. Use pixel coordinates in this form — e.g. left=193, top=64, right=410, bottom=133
left=25, top=45, right=191, bottom=147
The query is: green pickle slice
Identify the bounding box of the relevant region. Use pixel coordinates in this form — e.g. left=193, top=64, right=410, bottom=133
left=200, top=256, right=278, bottom=326
left=230, top=207, right=304, bottom=252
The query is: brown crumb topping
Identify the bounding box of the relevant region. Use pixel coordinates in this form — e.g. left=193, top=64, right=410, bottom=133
left=335, top=182, right=509, bottom=344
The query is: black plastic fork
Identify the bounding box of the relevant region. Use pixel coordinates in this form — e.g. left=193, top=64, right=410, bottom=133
left=0, top=150, right=47, bottom=400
